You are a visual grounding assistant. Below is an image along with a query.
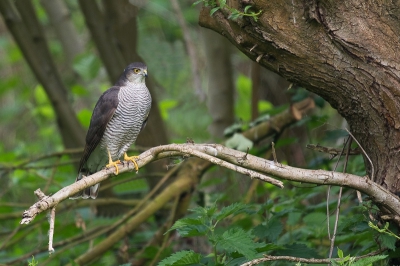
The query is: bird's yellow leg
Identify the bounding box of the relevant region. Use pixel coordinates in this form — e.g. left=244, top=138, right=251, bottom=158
left=106, top=150, right=121, bottom=175
left=124, top=153, right=139, bottom=172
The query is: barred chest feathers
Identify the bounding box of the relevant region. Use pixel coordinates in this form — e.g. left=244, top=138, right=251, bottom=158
left=100, top=83, right=151, bottom=160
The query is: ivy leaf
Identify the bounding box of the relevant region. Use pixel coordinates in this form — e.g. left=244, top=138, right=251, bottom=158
left=217, top=228, right=262, bottom=259
left=158, top=250, right=202, bottom=266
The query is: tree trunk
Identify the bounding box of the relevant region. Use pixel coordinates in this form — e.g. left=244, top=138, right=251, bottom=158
left=202, top=28, right=234, bottom=139
left=199, top=1, right=400, bottom=195
left=40, top=0, right=84, bottom=67
left=0, top=0, right=85, bottom=149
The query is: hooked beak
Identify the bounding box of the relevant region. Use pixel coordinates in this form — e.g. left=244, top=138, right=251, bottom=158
left=143, top=69, right=148, bottom=77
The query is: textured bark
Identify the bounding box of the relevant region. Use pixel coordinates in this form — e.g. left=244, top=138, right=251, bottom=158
left=0, top=0, right=86, bottom=149
left=199, top=1, right=400, bottom=194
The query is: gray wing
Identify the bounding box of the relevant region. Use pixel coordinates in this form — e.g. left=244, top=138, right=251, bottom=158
left=78, top=86, right=120, bottom=172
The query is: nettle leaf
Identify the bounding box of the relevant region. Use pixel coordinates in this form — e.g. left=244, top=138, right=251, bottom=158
left=351, top=255, right=388, bottom=266
left=215, top=202, right=250, bottom=221
left=191, top=204, right=218, bottom=220
left=158, top=250, right=202, bottom=266
left=217, top=228, right=262, bottom=259
left=253, top=216, right=283, bottom=242
left=380, top=233, right=397, bottom=250
left=167, top=218, right=208, bottom=237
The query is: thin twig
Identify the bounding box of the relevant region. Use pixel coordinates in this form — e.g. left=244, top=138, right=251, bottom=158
left=326, top=137, right=350, bottom=242
left=306, top=144, right=360, bottom=156
left=345, top=128, right=374, bottom=181
left=241, top=249, right=387, bottom=266
left=271, top=142, right=278, bottom=164
left=48, top=207, right=56, bottom=254
left=329, top=138, right=352, bottom=259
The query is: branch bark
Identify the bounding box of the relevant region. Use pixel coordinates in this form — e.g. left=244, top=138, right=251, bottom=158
left=198, top=1, right=400, bottom=195
left=21, top=143, right=400, bottom=225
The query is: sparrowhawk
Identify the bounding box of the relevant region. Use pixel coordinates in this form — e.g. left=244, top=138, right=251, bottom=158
left=71, top=62, right=152, bottom=199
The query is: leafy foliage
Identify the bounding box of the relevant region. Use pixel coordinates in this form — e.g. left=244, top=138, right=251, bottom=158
left=0, top=0, right=396, bottom=265
left=158, top=250, right=202, bottom=266
left=331, top=248, right=387, bottom=266
left=193, top=0, right=262, bottom=21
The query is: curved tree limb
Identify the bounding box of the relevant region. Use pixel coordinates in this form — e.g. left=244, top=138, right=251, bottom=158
left=21, top=143, right=400, bottom=225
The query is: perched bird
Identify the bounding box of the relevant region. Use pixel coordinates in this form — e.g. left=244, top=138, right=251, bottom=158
left=71, top=62, right=152, bottom=199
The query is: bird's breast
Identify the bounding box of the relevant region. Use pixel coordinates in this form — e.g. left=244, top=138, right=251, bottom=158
left=100, top=84, right=151, bottom=159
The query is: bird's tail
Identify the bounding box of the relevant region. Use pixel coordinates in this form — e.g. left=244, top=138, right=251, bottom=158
left=69, top=171, right=100, bottom=199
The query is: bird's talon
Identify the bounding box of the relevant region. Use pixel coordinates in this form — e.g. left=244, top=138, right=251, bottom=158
left=106, top=160, right=121, bottom=175
left=124, top=153, right=139, bottom=172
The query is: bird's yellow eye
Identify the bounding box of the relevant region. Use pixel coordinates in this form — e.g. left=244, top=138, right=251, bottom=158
left=133, top=68, right=140, bottom=74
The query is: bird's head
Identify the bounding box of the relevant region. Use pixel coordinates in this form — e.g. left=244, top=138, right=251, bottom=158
left=124, top=62, right=148, bottom=84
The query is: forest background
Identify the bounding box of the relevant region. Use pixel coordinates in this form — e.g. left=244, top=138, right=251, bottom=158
left=0, top=0, right=398, bottom=265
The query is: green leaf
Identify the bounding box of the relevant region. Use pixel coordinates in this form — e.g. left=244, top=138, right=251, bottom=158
left=228, top=11, right=241, bottom=20
left=159, top=99, right=178, bottom=120
left=380, top=233, right=396, bottom=250
left=223, top=122, right=244, bottom=137
left=225, top=133, right=253, bottom=151
left=287, top=212, right=302, bottom=226
left=73, top=53, right=101, bottom=80
left=167, top=218, right=209, bottom=237
left=215, top=202, right=249, bottom=222
left=71, top=84, right=88, bottom=96
left=235, top=74, right=252, bottom=121
left=253, top=216, right=283, bottom=242
left=34, top=84, right=49, bottom=105
left=303, top=212, right=326, bottom=226
left=244, top=5, right=252, bottom=13
left=258, top=100, right=273, bottom=113
left=352, top=255, right=388, bottom=266
left=77, top=109, right=92, bottom=128
left=337, top=247, right=344, bottom=258
left=192, top=0, right=204, bottom=6
left=191, top=204, right=218, bottom=220
left=210, top=7, right=220, bottom=16
left=217, top=227, right=262, bottom=259
left=158, top=250, right=202, bottom=266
